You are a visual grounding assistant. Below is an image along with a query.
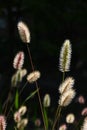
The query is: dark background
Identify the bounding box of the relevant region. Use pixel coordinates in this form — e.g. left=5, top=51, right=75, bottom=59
left=0, top=0, right=87, bottom=129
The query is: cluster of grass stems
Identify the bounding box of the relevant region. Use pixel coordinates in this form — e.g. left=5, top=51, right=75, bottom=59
left=0, top=21, right=87, bottom=130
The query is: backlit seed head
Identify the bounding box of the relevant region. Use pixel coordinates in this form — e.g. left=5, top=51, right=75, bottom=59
left=17, top=118, right=28, bottom=129
left=11, top=73, right=18, bottom=87
left=43, top=94, right=51, bottom=107
left=81, top=108, right=87, bottom=116
left=18, top=106, right=27, bottom=116
left=59, top=39, right=72, bottom=72
left=27, top=71, right=41, bottom=83
left=17, top=21, right=30, bottom=43
left=66, top=113, right=75, bottom=123
left=77, top=95, right=85, bottom=104
left=81, top=117, right=87, bottom=130
left=11, top=68, right=27, bottom=87
left=20, top=69, right=27, bottom=78
left=59, top=124, right=67, bottom=130
left=13, top=51, right=24, bottom=70
left=14, top=111, right=21, bottom=123
left=59, top=77, right=75, bottom=94
left=58, top=89, right=76, bottom=107
left=0, top=115, right=6, bottom=130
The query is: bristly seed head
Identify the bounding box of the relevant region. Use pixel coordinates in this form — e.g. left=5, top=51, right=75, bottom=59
left=59, top=39, right=72, bottom=72
left=17, top=21, right=30, bottom=43
left=18, top=106, right=27, bottom=116
left=81, top=108, right=87, bottom=116
left=59, top=77, right=75, bottom=94
left=0, top=115, right=6, bottom=130
left=17, top=118, right=28, bottom=129
left=27, top=71, right=41, bottom=83
left=14, top=111, right=21, bottom=123
left=81, top=117, right=87, bottom=130
left=59, top=124, right=67, bottom=130
left=13, top=51, right=24, bottom=70
left=43, top=94, right=51, bottom=107
left=66, top=113, right=75, bottom=124
left=58, top=89, right=76, bottom=107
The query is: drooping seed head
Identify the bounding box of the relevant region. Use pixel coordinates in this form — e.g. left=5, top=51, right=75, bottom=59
left=18, top=106, right=27, bottom=116
left=27, top=71, right=41, bottom=83
left=17, top=118, right=28, bottom=129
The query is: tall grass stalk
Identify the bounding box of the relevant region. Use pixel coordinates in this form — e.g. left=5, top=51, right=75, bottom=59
left=26, top=44, right=47, bottom=130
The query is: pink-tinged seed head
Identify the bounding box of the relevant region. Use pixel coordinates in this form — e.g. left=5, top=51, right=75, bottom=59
left=35, top=118, right=41, bottom=127
left=59, top=124, right=67, bottom=130
left=0, top=116, right=6, bottom=130
left=13, top=51, right=24, bottom=70
left=81, top=108, right=87, bottom=116
left=78, top=95, right=85, bottom=104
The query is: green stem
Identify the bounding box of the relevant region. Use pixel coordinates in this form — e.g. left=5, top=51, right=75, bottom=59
left=22, top=88, right=39, bottom=105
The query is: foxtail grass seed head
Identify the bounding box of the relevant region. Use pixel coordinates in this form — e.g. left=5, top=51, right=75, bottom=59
left=0, top=116, right=6, bottom=130
left=58, top=89, right=76, bottom=107
left=18, top=106, right=27, bottom=116
left=81, top=117, right=87, bottom=130
left=17, top=118, right=28, bottom=130
left=27, top=71, right=41, bottom=83
left=13, top=51, right=24, bottom=70
left=59, top=77, right=75, bottom=94
left=11, top=73, right=18, bottom=87
left=20, top=68, right=27, bottom=78
left=43, top=94, right=51, bottom=107
left=11, top=71, right=21, bottom=87
left=81, top=108, right=87, bottom=116
left=66, top=113, right=75, bottom=124
left=59, top=39, right=72, bottom=72
left=11, top=69, right=27, bottom=87
left=17, top=21, right=30, bottom=43
left=14, top=112, right=21, bottom=123
left=59, top=124, right=67, bottom=130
